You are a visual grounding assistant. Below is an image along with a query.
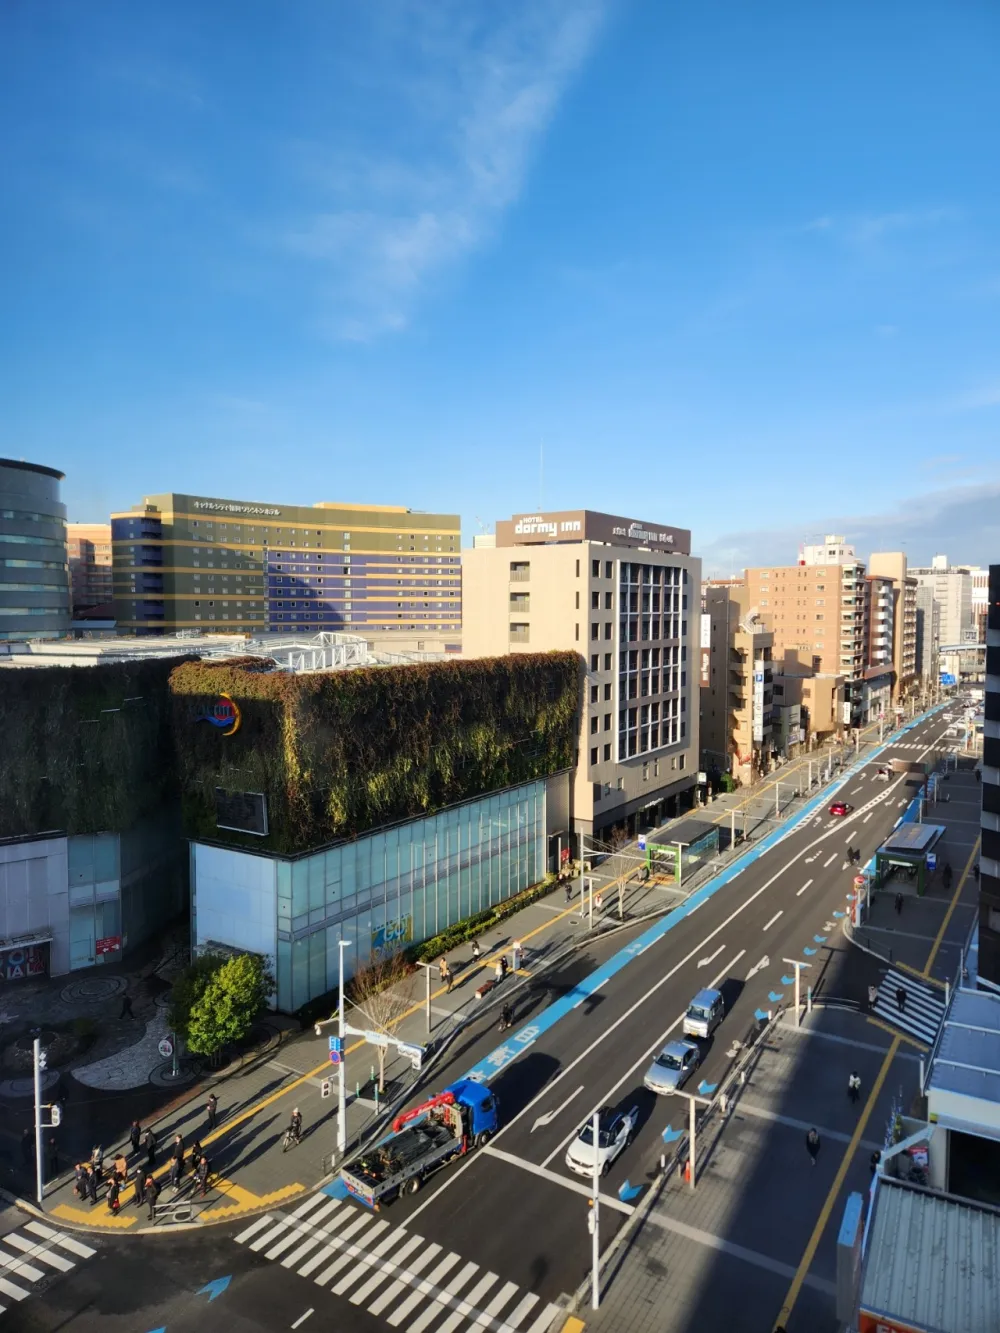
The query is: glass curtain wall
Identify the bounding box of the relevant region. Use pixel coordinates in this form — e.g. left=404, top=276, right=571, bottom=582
left=275, top=779, right=545, bottom=1011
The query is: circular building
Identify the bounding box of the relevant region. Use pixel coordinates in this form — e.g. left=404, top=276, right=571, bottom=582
left=0, top=458, right=71, bottom=641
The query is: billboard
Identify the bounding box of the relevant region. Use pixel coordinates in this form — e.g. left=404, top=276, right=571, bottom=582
left=215, top=788, right=269, bottom=837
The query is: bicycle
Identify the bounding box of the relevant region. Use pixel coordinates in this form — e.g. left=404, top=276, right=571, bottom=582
left=282, top=1128, right=301, bottom=1153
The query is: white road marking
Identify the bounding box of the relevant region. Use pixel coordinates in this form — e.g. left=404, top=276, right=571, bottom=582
left=845, top=832, right=855, bottom=843
left=762, top=912, right=783, bottom=932
left=697, top=945, right=725, bottom=968
left=531, top=1084, right=585, bottom=1132
left=796, top=879, right=813, bottom=896
left=823, top=853, right=837, bottom=867
left=485, top=1144, right=634, bottom=1214
left=863, top=812, right=873, bottom=823
left=291, top=1311, right=314, bottom=1329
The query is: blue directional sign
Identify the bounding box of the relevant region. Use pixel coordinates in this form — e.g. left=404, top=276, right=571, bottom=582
left=197, top=1277, right=231, bottom=1303
left=754, top=1007, right=769, bottom=1021
left=781, top=975, right=794, bottom=986
left=329, top=1036, right=342, bottom=1052
left=328, top=1034, right=343, bottom=1065
left=697, top=1079, right=717, bottom=1096
left=813, top=935, right=828, bottom=944
left=803, top=947, right=818, bottom=956
left=832, top=911, right=845, bottom=919
left=662, top=1124, right=683, bottom=1144
left=768, top=991, right=784, bottom=1003
left=618, top=1179, right=643, bottom=1201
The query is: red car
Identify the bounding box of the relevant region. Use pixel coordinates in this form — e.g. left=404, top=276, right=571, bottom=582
left=828, top=801, right=852, bottom=817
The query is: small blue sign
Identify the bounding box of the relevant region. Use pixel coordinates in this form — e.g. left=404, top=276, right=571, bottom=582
left=618, top=1179, right=643, bottom=1201
left=638, top=834, right=647, bottom=852
left=662, top=1124, right=683, bottom=1144
left=697, top=1079, right=717, bottom=1096
left=329, top=1036, right=342, bottom=1052
left=768, top=991, right=784, bottom=1003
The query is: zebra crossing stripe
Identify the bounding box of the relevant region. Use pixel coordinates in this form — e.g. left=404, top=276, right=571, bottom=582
left=406, top=1259, right=480, bottom=1333
left=348, top=1233, right=426, bottom=1306
left=472, top=1278, right=519, bottom=1327
left=23, top=1222, right=96, bottom=1259
left=386, top=1251, right=463, bottom=1327
left=365, top=1242, right=443, bottom=1316
left=234, top=1214, right=275, bottom=1245
left=2, top=1234, right=73, bottom=1272
left=525, top=1304, right=563, bottom=1333
left=0, top=1276, right=29, bottom=1302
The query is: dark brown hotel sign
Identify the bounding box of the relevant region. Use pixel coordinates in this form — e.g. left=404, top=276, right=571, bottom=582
left=496, top=510, right=691, bottom=556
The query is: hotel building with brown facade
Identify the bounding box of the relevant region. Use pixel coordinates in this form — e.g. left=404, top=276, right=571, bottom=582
left=462, top=510, right=700, bottom=844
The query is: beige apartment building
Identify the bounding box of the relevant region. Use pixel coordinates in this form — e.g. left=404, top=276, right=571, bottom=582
left=868, top=551, right=918, bottom=699
left=700, top=582, right=774, bottom=784
left=746, top=537, right=866, bottom=728
left=67, top=522, right=113, bottom=615
left=463, top=510, right=700, bottom=845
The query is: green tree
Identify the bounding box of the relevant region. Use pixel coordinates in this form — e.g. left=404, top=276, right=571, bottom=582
left=168, top=952, right=225, bottom=1043
left=186, top=953, right=274, bottom=1058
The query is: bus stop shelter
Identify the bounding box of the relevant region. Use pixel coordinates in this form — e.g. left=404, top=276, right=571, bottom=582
left=875, top=822, right=944, bottom=897
left=643, top=818, right=720, bottom=887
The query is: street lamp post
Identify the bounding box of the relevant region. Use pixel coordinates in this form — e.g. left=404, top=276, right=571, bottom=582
left=33, top=1038, right=44, bottom=1207
left=416, top=962, right=434, bottom=1036
left=337, top=939, right=352, bottom=1159
left=782, top=958, right=812, bottom=1027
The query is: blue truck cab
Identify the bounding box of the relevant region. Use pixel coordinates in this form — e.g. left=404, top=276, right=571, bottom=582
left=446, top=1078, right=499, bottom=1145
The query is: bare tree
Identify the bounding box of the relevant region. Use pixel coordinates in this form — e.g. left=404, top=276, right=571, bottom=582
left=349, top=948, right=417, bottom=1093
left=592, top=825, right=636, bottom=920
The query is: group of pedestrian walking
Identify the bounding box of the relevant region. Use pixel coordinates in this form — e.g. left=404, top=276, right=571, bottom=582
left=803, top=1070, right=864, bottom=1167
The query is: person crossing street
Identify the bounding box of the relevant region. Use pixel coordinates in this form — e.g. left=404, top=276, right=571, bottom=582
left=805, top=1128, right=821, bottom=1167
left=848, top=1071, right=861, bottom=1105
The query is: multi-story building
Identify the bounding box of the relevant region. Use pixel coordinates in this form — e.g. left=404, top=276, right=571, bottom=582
left=861, top=573, right=895, bottom=722
left=771, top=656, right=844, bottom=746
left=700, top=581, right=774, bottom=782
left=911, top=555, right=975, bottom=647
left=745, top=536, right=866, bottom=728
left=868, top=550, right=918, bottom=700
left=111, top=493, right=461, bottom=636
left=462, top=510, right=700, bottom=844
left=0, top=458, right=70, bottom=642
left=915, top=582, right=940, bottom=684
left=981, top=565, right=1000, bottom=989
left=973, top=567, right=990, bottom=643
left=67, top=522, right=113, bottom=615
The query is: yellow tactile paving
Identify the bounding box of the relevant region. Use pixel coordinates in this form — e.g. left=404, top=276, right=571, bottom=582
left=50, top=1203, right=138, bottom=1229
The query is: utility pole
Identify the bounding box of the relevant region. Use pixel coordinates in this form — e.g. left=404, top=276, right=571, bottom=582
left=416, top=962, right=433, bottom=1035
left=775, top=781, right=781, bottom=819
left=782, top=958, right=811, bottom=1028
left=33, top=1038, right=44, bottom=1207
left=590, top=1110, right=600, bottom=1309
left=337, top=939, right=352, bottom=1159
left=689, top=1093, right=696, bottom=1190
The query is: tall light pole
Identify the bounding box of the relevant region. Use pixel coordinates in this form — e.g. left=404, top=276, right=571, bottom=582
left=33, top=1038, right=44, bottom=1207
left=337, top=939, right=352, bottom=1159
left=782, top=958, right=811, bottom=1027
left=590, top=1109, right=600, bottom=1309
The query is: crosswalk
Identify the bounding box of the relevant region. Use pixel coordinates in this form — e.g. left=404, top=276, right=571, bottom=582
left=874, top=968, right=946, bottom=1046
left=235, top=1193, right=563, bottom=1333
left=0, top=1221, right=96, bottom=1313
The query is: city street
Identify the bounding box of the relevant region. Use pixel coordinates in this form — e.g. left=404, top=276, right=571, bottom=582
left=9, top=708, right=967, bottom=1333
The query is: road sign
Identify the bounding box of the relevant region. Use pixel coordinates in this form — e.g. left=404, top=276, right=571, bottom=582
left=158, top=1037, right=174, bottom=1059
left=328, top=1036, right=342, bottom=1053
left=363, top=1030, right=390, bottom=1047
left=927, top=851, right=937, bottom=872
left=638, top=835, right=646, bottom=852
left=329, top=1048, right=342, bottom=1065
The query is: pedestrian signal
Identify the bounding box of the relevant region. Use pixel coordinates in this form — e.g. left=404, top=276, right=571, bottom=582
left=320, top=1079, right=332, bottom=1100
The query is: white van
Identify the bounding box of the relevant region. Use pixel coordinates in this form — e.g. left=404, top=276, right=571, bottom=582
left=683, top=988, right=725, bottom=1039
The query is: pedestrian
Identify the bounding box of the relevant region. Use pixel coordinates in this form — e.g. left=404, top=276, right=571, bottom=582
left=471, top=939, right=480, bottom=962
left=143, top=1127, right=156, bottom=1168
left=974, top=863, right=980, bottom=883
left=438, top=957, right=448, bottom=983
left=494, top=958, right=503, bottom=983
left=196, top=1153, right=210, bottom=1197
left=87, top=1165, right=98, bottom=1206
left=119, top=994, right=134, bottom=1020
left=171, top=1134, right=184, bottom=1173
left=870, top=1150, right=882, bottom=1177
left=74, top=1162, right=87, bottom=1200
left=168, top=1155, right=181, bottom=1190
left=190, top=1140, right=203, bottom=1174
left=129, top=1120, right=142, bottom=1156
left=47, top=1136, right=59, bottom=1179
left=896, top=985, right=907, bottom=1014
left=206, top=1093, right=218, bottom=1131
left=805, top=1128, right=821, bottom=1167
left=894, top=892, right=903, bottom=915
left=867, top=984, right=878, bottom=1012
left=107, top=1175, right=120, bottom=1214
left=145, top=1174, right=159, bottom=1222
left=848, top=1072, right=861, bottom=1105
left=20, top=1128, right=32, bottom=1169
left=91, top=1144, right=103, bottom=1182
left=500, top=954, right=509, bottom=980
left=113, top=1152, right=128, bottom=1183
left=133, top=1169, right=145, bottom=1208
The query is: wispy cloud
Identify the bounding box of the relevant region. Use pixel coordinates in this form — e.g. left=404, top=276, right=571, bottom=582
left=282, top=1, right=609, bottom=339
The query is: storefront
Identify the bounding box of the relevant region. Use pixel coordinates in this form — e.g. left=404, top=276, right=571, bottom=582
left=0, top=936, right=50, bottom=982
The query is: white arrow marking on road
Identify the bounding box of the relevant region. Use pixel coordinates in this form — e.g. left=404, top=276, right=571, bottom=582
left=796, top=879, right=813, bottom=896
left=805, top=854, right=818, bottom=863
left=762, top=912, right=782, bottom=932
left=531, top=1084, right=585, bottom=1133
left=746, top=954, right=770, bottom=978
left=697, top=945, right=725, bottom=968
left=841, top=861, right=851, bottom=871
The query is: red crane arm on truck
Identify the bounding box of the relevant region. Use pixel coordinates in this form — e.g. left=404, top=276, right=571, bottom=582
left=392, top=1090, right=456, bottom=1135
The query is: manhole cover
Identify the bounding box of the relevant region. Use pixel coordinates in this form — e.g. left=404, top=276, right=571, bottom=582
left=59, top=976, right=127, bottom=1005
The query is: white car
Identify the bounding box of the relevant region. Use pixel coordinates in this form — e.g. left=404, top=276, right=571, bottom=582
left=564, top=1105, right=638, bottom=1178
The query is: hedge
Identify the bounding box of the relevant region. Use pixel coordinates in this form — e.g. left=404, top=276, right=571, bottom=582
left=408, top=873, right=558, bottom=963
left=169, top=652, right=580, bottom=854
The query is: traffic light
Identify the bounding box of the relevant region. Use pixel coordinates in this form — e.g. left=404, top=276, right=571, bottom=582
left=320, top=1079, right=332, bottom=1100
left=50, top=1104, right=62, bottom=1127
left=37, top=1050, right=47, bottom=1071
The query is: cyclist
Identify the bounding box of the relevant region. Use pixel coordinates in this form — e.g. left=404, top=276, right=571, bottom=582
left=289, top=1108, right=302, bottom=1146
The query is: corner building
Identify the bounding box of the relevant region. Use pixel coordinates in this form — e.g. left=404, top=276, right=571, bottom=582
left=463, top=510, right=700, bottom=845
left=111, top=493, right=461, bottom=636
left=0, top=459, right=70, bottom=641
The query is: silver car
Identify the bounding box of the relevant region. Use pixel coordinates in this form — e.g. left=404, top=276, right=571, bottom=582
left=643, top=1039, right=701, bottom=1095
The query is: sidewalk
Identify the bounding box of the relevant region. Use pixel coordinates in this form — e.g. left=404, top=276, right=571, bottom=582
left=37, top=875, right=607, bottom=1232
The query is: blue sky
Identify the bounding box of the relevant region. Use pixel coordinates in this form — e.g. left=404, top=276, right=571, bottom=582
left=2, top=0, right=998, bottom=572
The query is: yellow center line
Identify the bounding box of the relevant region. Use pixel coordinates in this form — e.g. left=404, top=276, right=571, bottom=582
left=922, top=835, right=980, bottom=978
left=772, top=1034, right=900, bottom=1331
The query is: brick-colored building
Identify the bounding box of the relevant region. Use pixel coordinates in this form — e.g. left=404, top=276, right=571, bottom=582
left=67, top=523, right=113, bottom=615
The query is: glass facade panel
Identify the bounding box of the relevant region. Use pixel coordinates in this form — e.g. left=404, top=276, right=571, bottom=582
left=265, top=777, right=548, bottom=1011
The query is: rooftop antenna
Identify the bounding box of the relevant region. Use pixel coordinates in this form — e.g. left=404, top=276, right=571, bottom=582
left=539, top=438, right=544, bottom=511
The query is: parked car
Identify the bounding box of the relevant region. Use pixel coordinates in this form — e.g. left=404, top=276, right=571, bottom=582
left=829, top=801, right=852, bottom=817
left=643, top=1039, right=701, bottom=1095
left=874, top=767, right=890, bottom=782
left=565, top=1105, right=638, bottom=1177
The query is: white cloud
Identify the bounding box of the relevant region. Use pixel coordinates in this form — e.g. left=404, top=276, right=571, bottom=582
left=281, top=1, right=608, bottom=339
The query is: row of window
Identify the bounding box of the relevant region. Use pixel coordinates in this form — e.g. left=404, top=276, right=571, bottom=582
left=620, top=564, right=686, bottom=587
left=0, top=534, right=64, bottom=547
left=0, top=509, right=60, bottom=524
left=619, top=616, right=687, bottom=642
left=0, top=558, right=67, bottom=569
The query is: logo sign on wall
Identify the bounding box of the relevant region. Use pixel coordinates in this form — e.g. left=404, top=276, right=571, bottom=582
left=197, top=693, right=242, bottom=736
left=371, top=915, right=413, bottom=955
left=752, top=664, right=765, bottom=744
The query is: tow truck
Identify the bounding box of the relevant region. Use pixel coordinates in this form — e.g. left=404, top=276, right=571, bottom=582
left=340, top=1078, right=499, bottom=1207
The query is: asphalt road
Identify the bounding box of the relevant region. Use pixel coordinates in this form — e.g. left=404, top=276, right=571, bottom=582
left=8, top=709, right=953, bottom=1333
